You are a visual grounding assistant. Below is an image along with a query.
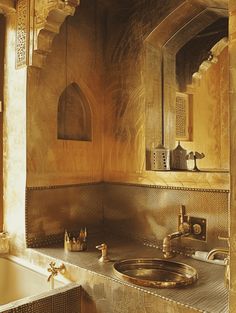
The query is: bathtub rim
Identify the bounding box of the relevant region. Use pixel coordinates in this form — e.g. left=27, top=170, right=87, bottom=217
left=0, top=254, right=75, bottom=312
left=0, top=254, right=71, bottom=285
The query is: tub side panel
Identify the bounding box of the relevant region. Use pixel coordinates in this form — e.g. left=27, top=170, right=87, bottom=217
left=0, top=284, right=81, bottom=313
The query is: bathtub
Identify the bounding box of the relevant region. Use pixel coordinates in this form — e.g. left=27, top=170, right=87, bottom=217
left=0, top=256, right=80, bottom=313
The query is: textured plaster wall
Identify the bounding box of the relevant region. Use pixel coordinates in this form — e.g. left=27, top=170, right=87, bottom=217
left=103, top=1, right=182, bottom=182
left=229, top=0, right=236, bottom=311
left=24, top=0, right=230, bottom=245
left=0, top=14, right=4, bottom=230
left=184, top=47, right=229, bottom=170
left=3, top=12, right=27, bottom=248
left=27, top=1, right=105, bottom=187
left=103, top=0, right=229, bottom=189
left=0, top=1, right=232, bottom=312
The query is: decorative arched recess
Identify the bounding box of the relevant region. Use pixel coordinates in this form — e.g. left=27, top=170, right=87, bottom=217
left=14, top=0, right=80, bottom=68
left=58, top=82, right=92, bottom=142
left=144, top=0, right=228, bottom=165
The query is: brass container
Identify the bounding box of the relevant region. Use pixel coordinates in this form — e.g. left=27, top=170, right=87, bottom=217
left=113, top=258, right=198, bottom=288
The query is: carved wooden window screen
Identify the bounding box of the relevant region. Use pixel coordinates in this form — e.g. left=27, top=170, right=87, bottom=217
left=176, top=92, right=192, bottom=141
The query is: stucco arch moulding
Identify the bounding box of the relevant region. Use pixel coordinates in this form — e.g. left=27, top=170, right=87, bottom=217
left=14, top=0, right=80, bottom=68
left=143, top=0, right=228, bottom=156
left=29, top=0, right=80, bottom=68
left=0, top=0, right=15, bottom=14
left=189, top=37, right=228, bottom=89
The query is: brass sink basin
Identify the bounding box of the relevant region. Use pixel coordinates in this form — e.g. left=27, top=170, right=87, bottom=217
left=113, top=258, right=198, bottom=288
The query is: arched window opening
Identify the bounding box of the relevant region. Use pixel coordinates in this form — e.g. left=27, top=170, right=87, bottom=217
left=58, top=82, right=92, bottom=141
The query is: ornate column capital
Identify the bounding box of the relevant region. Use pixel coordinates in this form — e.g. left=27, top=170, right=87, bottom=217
left=0, top=0, right=15, bottom=15
left=31, top=0, right=80, bottom=68
left=15, top=0, right=80, bottom=69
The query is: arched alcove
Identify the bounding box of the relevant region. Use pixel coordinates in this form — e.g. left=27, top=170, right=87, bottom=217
left=144, top=1, right=228, bottom=166
left=58, top=82, right=92, bottom=141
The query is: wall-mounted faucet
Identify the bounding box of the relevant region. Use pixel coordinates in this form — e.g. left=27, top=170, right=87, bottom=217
left=162, top=205, right=207, bottom=258
left=163, top=205, right=190, bottom=258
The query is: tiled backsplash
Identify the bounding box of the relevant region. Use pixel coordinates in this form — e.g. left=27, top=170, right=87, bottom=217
left=103, top=183, right=229, bottom=251
left=26, top=183, right=103, bottom=247
left=26, top=183, right=229, bottom=251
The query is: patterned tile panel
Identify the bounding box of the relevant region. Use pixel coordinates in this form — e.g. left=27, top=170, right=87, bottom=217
left=1, top=284, right=81, bottom=313
left=103, top=183, right=229, bottom=251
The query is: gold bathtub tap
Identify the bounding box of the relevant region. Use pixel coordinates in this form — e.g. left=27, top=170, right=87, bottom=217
left=163, top=205, right=190, bottom=259
left=47, top=261, right=66, bottom=289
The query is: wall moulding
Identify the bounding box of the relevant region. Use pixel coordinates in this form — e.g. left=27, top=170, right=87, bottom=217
left=30, top=0, right=80, bottom=68
left=15, top=0, right=80, bottom=68
left=187, top=37, right=228, bottom=90
left=0, top=0, right=15, bottom=15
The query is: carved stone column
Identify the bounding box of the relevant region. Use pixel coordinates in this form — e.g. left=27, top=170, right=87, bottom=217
left=229, top=0, right=236, bottom=311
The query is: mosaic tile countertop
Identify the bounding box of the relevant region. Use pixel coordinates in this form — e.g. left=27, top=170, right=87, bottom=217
left=33, top=234, right=229, bottom=313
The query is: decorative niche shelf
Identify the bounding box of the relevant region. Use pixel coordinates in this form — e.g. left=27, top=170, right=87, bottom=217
left=58, top=82, right=92, bottom=141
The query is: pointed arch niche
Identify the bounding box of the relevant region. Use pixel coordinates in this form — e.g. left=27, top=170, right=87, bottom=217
left=58, top=82, right=92, bottom=141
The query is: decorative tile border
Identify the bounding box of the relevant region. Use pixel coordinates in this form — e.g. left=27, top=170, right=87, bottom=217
left=104, top=181, right=230, bottom=193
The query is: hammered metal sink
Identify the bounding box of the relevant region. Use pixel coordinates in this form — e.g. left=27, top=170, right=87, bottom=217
left=113, top=258, right=198, bottom=288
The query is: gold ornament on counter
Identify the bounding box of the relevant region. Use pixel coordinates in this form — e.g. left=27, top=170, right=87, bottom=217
left=64, top=228, right=87, bottom=252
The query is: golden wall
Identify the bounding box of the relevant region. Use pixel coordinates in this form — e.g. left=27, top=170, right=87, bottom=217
left=27, top=1, right=104, bottom=187
left=24, top=0, right=229, bottom=190
left=0, top=14, right=4, bottom=230
left=184, top=46, right=229, bottom=170
left=103, top=1, right=229, bottom=189
left=3, top=12, right=27, bottom=248
left=103, top=2, right=176, bottom=183
left=229, top=0, right=236, bottom=311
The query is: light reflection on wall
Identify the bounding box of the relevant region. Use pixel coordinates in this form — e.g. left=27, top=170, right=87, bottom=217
left=3, top=18, right=26, bottom=245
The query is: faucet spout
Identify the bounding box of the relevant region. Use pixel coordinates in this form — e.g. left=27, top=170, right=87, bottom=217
left=207, top=236, right=230, bottom=288
left=162, top=205, right=191, bottom=259
left=206, top=248, right=228, bottom=261
left=163, top=231, right=187, bottom=259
